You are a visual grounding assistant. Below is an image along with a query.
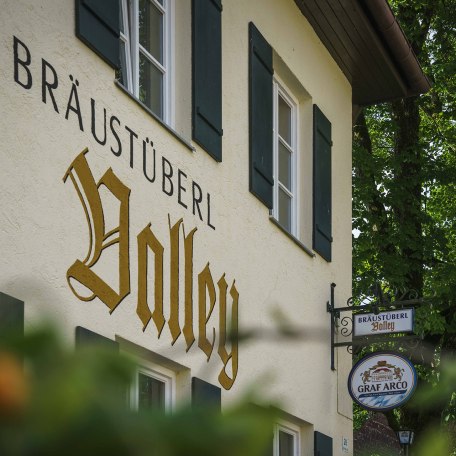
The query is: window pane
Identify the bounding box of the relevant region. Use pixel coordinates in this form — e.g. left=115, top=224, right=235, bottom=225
left=139, top=0, right=163, bottom=64
left=120, top=3, right=126, bottom=34
left=279, top=430, right=295, bottom=456
left=139, top=52, right=163, bottom=118
left=138, top=373, right=166, bottom=411
left=278, top=95, right=291, bottom=145
left=278, top=188, right=291, bottom=232
left=279, top=141, right=292, bottom=191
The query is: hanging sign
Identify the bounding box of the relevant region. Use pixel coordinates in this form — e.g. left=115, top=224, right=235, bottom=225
left=353, top=309, right=414, bottom=337
left=348, top=352, right=417, bottom=411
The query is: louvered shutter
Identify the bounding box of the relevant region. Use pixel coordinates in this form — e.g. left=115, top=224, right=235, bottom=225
left=75, top=326, right=119, bottom=352
left=314, top=431, right=333, bottom=456
left=313, top=105, right=332, bottom=262
left=249, top=22, right=274, bottom=208
left=0, top=292, right=24, bottom=343
left=76, top=0, right=120, bottom=69
left=192, top=0, right=223, bottom=161
left=191, top=377, right=221, bottom=411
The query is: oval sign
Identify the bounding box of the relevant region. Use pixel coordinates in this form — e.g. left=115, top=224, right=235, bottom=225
left=348, top=351, right=417, bottom=411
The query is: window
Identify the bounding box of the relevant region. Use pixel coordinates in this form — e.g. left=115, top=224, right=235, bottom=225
left=274, top=423, right=300, bottom=456
left=249, top=22, right=331, bottom=258
left=76, top=0, right=221, bottom=154
left=120, top=0, right=172, bottom=122
left=130, top=364, right=175, bottom=412
left=273, top=80, right=298, bottom=235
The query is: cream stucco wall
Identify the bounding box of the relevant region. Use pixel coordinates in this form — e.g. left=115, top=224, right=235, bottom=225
left=0, top=0, right=353, bottom=454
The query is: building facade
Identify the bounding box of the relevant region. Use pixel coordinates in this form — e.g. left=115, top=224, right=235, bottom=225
left=0, top=1, right=428, bottom=454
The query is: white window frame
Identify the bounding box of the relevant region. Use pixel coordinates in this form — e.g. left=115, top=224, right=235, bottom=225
left=120, top=0, right=173, bottom=124
left=129, top=362, right=176, bottom=412
left=120, top=0, right=133, bottom=90
left=274, top=421, right=301, bottom=456
left=272, top=78, right=299, bottom=236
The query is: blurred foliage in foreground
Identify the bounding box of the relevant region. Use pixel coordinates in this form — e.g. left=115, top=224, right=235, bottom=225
left=411, top=360, right=456, bottom=456
left=0, top=326, right=275, bottom=456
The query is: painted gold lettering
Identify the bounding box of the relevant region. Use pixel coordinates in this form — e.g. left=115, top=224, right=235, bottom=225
left=168, top=218, right=182, bottom=344
left=137, top=223, right=165, bottom=335
left=64, top=152, right=239, bottom=390
left=183, top=226, right=197, bottom=351
left=198, top=263, right=216, bottom=360
left=63, top=149, right=130, bottom=311
left=217, top=276, right=239, bottom=390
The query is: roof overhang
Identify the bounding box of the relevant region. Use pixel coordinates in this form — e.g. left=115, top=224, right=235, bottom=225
left=294, top=0, right=431, bottom=106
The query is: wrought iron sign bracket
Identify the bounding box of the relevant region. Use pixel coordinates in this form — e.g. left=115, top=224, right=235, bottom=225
left=327, top=283, right=423, bottom=371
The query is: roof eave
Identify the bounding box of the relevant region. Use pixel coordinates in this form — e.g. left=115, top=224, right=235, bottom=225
left=361, top=0, right=432, bottom=101
left=294, top=0, right=431, bottom=106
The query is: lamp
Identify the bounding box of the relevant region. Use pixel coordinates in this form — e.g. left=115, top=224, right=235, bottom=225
left=397, top=430, right=414, bottom=455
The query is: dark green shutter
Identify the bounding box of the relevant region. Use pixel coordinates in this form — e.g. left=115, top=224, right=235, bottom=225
left=192, top=0, right=223, bottom=161
left=191, top=377, right=221, bottom=411
left=76, top=0, right=120, bottom=69
left=249, top=22, right=274, bottom=208
left=314, top=431, right=333, bottom=456
left=75, top=326, right=119, bottom=352
left=0, top=292, right=24, bottom=344
left=313, top=105, right=332, bottom=262
left=75, top=327, right=126, bottom=405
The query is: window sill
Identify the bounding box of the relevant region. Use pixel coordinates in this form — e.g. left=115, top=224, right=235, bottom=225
left=269, top=216, right=315, bottom=258
left=114, top=80, right=195, bottom=153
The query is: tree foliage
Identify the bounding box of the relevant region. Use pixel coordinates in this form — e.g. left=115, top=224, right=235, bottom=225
left=352, top=0, right=456, bottom=445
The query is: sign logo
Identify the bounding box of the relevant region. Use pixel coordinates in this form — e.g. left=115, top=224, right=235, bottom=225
left=348, top=352, right=417, bottom=411
left=353, top=309, right=414, bottom=337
